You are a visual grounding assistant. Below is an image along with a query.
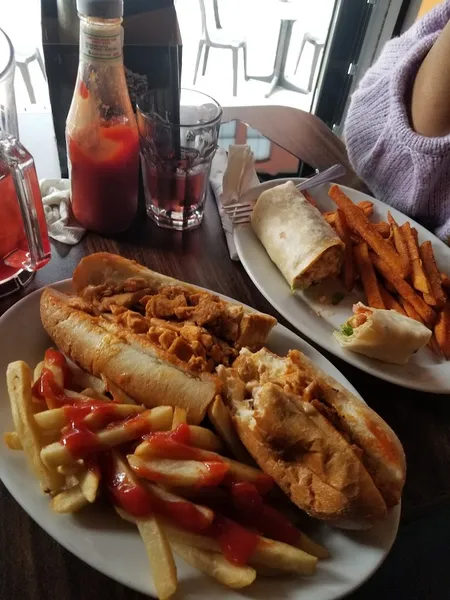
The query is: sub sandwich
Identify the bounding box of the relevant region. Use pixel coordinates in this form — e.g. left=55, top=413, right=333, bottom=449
left=40, top=253, right=277, bottom=424
left=218, top=347, right=406, bottom=529
left=40, top=253, right=405, bottom=528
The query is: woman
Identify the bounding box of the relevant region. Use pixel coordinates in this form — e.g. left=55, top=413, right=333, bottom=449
left=345, top=0, right=450, bottom=242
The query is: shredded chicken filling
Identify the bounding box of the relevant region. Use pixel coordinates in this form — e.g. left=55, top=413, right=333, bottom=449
left=78, top=279, right=245, bottom=372
left=234, top=354, right=365, bottom=459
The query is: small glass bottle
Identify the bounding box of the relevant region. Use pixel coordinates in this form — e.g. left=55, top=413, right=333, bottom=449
left=66, top=0, right=139, bottom=234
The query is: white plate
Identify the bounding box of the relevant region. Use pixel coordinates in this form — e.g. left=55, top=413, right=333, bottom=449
left=234, top=178, right=450, bottom=394
left=0, top=280, right=400, bottom=600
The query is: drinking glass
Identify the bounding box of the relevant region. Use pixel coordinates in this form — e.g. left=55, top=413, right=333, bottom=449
left=0, top=28, right=51, bottom=296
left=137, top=88, right=222, bottom=230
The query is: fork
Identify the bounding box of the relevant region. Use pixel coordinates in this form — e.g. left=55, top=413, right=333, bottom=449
left=223, top=163, right=346, bottom=225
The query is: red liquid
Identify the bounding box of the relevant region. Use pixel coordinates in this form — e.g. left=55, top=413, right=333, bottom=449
left=0, top=168, right=50, bottom=283
left=141, top=148, right=208, bottom=214
left=68, top=121, right=139, bottom=234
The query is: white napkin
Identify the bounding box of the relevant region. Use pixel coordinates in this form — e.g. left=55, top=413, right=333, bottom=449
left=210, top=145, right=260, bottom=260
left=40, top=179, right=85, bottom=245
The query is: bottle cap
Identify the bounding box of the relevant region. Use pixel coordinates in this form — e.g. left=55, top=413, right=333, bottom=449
left=76, top=0, right=123, bottom=18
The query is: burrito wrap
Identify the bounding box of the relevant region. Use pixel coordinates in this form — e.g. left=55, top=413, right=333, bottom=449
left=334, top=303, right=432, bottom=364
left=251, top=181, right=344, bottom=289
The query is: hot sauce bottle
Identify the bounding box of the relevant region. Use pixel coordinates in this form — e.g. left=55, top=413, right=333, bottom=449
left=66, top=0, right=139, bottom=234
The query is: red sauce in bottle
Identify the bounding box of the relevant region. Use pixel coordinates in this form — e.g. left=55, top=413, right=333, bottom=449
left=68, top=121, right=139, bottom=234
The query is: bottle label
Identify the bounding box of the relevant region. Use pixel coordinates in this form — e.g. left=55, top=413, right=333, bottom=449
left=80, top=27, right=122, bottom=63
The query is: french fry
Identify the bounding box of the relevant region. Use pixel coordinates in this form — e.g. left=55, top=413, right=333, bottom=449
left=420, top=241, right=447, bottom=308
left=371, top=254, right=436, bottom=326
left=399, top=298, right=424, bottom=323
left=387, top=212, right=411, bottom=277
left=172, top=407, right=187, bottom=429
left=163, top=522, right=317, bottom=575
left=379, top=284, right=406, bottom=315
left=208, top=396, right=251, bottom=463
left=33, top=361, right=44, bottom=383
left=101, top=375, right=137, bottom=405
left=68, top=362, right=107, bottom=394
left=51, top=485, right=90, bottom=513
left=128, top=455, right=228, bottom=488
left=57, top=462, right=84, bottom=476
left=171, top=539, right=256, bottom=589
left=296, top=533, right=330, bottom=560
left=302, top=189, right=316, bottom=207
left=35, top=403, right=144, bottom=431
left=7, top=361, right=64, bottom=492
left=373, top=221, right=391, bottom=238
left=80, top=388, right=111, bottom=402
left=335, top=209, right=355, bottom=291
left=323, top=201, right=373, bottom=227
left=358, top=200, right=374, bottom=216
left=353, top=243, right=385, bottom=309
left=435, top=305, right=450, bottom=358
left=189, top=426, right=224, bottom=452
left=134, top=439, right=271, bottom=492
left=112, top=452, right=178, bottom=600
left=44, top=350, right=65, bottom=389
left=137, top=517, right=178, bottom=600
left=41, top=406, right=173, bottom=467
left=329, top=185, right=407, bottom=277
left=402, top=222, right=430, bottom=294
left=146, top=482, right=214, bottom=525
left=77, top=468, right=100, bottom=503
left=4, top=431, right=22, bottom=450
left=427, top=334, right=443, bottom=357
left=4, top=429, right=60, bottom=450
left=441, top=272, right=450, bottom=293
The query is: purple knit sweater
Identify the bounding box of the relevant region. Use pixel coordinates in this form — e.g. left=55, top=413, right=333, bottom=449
left=345, top=1, right=450, bottom=242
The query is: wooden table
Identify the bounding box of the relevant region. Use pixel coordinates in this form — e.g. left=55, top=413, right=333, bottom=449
left=1, top=127, right=450, bottom=600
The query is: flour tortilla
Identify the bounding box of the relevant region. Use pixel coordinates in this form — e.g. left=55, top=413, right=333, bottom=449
left=251, top=181, right=344, bottom=289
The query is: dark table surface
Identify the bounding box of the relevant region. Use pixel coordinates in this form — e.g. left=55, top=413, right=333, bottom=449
left=1, top=187, right=450, bottom=600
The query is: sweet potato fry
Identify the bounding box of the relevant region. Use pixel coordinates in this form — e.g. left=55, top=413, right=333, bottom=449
left=371, top=254, right=436, bottom=326
left=441, top=272, right=450, bottom=293
left=420, top=241, right=447, bottom=308
left=335, top=209, right=355, bottom=291
left=302, top=189, right=316, bottom=207
left=357, top=200, right=374, bottom=216
left=387, top=212, right=411, bottom=277
left=434, top=305, right=450, bottom=358
left=353, top=243, right=384, bottom=309
left=323, top=211, right=335, bottom=225
left=402, top=222, right=430, bottom=294
left=329, top=185, right=407, bottom=277
left=399, top=298, right=423, bottom=323
left=379, top=284, right=406, bottom=315
left=373, top=222, right=391, bottom=239
left=323, top=201, right=373, bottom=227
left=427, top=334, right=443, bottom=357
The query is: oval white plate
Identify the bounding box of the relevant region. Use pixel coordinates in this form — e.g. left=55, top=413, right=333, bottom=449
left=234, top=178, right=450, bottom=394
left=0, top=280, right=399, bottom=599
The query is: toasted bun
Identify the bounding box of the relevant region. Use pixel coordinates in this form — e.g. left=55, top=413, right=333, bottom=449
left=40, top=288, right=216, bottom=424
left=231, top=382, right=387, bottom=528
left=287, top=350, right=406, bottom=507
left=73, top=253, right=276, bottom=348
left=219, top=347, right=406, bottom=529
